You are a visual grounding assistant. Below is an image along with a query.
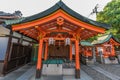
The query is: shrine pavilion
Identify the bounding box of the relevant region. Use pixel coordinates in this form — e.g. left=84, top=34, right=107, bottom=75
left=80, top=41, right=94, bottom=65
left=4, top=1, right=111, bottom=79
left=92, top=34, right=120, bottom=64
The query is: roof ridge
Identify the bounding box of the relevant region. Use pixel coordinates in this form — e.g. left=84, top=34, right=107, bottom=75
left=6, top=1, right=111, bottom=30
left=57, top=0, right=64, bottom=7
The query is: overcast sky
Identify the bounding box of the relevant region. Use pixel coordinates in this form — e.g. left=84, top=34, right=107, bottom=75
left=0, top=0, right=111, bottom=20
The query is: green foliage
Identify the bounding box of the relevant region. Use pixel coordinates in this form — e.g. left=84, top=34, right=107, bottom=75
left=97, top=0, right=120, bottom=39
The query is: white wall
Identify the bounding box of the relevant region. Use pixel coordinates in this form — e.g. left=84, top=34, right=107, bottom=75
left=0, top=37, right=9, bottom=60
left=12, top=38, right=18, bottom=43
left=0, top=26, right=10, bottom=36
left=13, top=32, right=21, bottom=38
left=22, top=41, right=29, bottom=45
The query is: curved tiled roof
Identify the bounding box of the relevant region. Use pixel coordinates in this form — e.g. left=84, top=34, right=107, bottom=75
left=5, top=1, right=110, bottom=29
left=80, top=41, right=93, bottom=46
left=92, top=34, right=120, bottom=45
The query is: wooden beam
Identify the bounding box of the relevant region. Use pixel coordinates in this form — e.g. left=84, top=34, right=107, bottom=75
left=46, top=29, right=75, bottom=36
left=43, top=37, right=75, bottom=41
left=35, top=26, right=45, bottom=34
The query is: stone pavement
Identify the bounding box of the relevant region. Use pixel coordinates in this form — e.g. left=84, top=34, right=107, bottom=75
left=95, top=63, right=120, bottom=77
left=0, top=63, right=120, bottom=80
left=81, top=64, right=111, bottom=80
left=0, top=63, right=33, bottom=80
left=29, top=68, right=93, bottom=80
left=0, top=63, right=93, bottom=80
left=90, top=65, right=120, bottom=80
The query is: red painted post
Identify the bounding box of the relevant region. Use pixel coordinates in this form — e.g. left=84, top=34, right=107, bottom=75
left=44, top=42, right=48, bottom=60
left=36, top=39, right=43, bottom=79
left=111, top=45, right=115, bottom=56
left=75, top=40, right=80, bottom=78
left=70, top=43, right=72, bottom=61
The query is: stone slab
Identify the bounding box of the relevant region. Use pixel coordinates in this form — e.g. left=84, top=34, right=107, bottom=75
left=63, top=68, right=75, bottom=75
left=42, top=64, right=62, bottom=75
left=104, top=58, right=118, bottom=64
left=16, top=66, right=35, bottom=80
left=91, top=66, right=120, bottom=80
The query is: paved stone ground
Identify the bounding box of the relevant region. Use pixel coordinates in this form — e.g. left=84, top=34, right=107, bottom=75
left=90, top=65, right=120, bottom=80
left=28, top=68, right=93, bottom=80
left=95, top=63, right=120, bottom=77
left=0, top=62, right=120, bottom=80
left=0, top=63, right=35, bottom=80
left=81, top=64, right=111, bottom=80
left=0, top=63, right=93, bottom=80
left=81, top=63, right=120, bottom=80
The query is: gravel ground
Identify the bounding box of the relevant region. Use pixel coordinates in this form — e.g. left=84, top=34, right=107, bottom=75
left=81, top=64, right=111, bottom=80
left=95, top=63, right=120, bottom=77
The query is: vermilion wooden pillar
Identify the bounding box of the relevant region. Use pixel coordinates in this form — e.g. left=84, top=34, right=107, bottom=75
left=103, top=46, right=108, bottom=58
left=75, top=40, right=80, bottom=78
left=111, top=45, right=115, bottom=56
left=36, top=39, right=43, bottom=79
left=96, top=47, right=98, bottom=56
left=70, top=43, right=72, bottom=61
left=44, top=42, right=48, bottom=60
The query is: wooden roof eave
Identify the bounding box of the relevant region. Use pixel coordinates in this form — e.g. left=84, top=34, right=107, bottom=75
left=9, top=1, right=110, bottom=29
left=12, top=10, right=106, bottom=34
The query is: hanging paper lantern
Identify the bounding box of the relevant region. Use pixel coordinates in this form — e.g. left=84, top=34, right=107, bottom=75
left=65, top=38, right=70, bottom=45
left=49, top=38, right=55, bottom=45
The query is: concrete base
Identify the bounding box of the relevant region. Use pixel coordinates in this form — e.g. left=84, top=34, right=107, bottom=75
left=36, top=69, right=41, bottom=79
left=118, top=55, right=120, bottom=63
left=63, top=68, right=75, bottom=76
left=96, top=56, right=104, bottom=64
left=75, top=69, right=80, bottom=79
left=0, top=62, right=4, bottom=76
left=104, top=58, right=119, bottom=64
left=42, top=64, right=62, bottom=75
left=81, top=56, right=94, bottom=65
left=86, top=59, right=94, bottom=65
left=30, top=70, right=93, bottom=80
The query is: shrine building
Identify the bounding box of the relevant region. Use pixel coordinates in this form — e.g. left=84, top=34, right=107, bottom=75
left=92, top=34, right=120, bottom=64
left=1, top=1, right=111, bottom=79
